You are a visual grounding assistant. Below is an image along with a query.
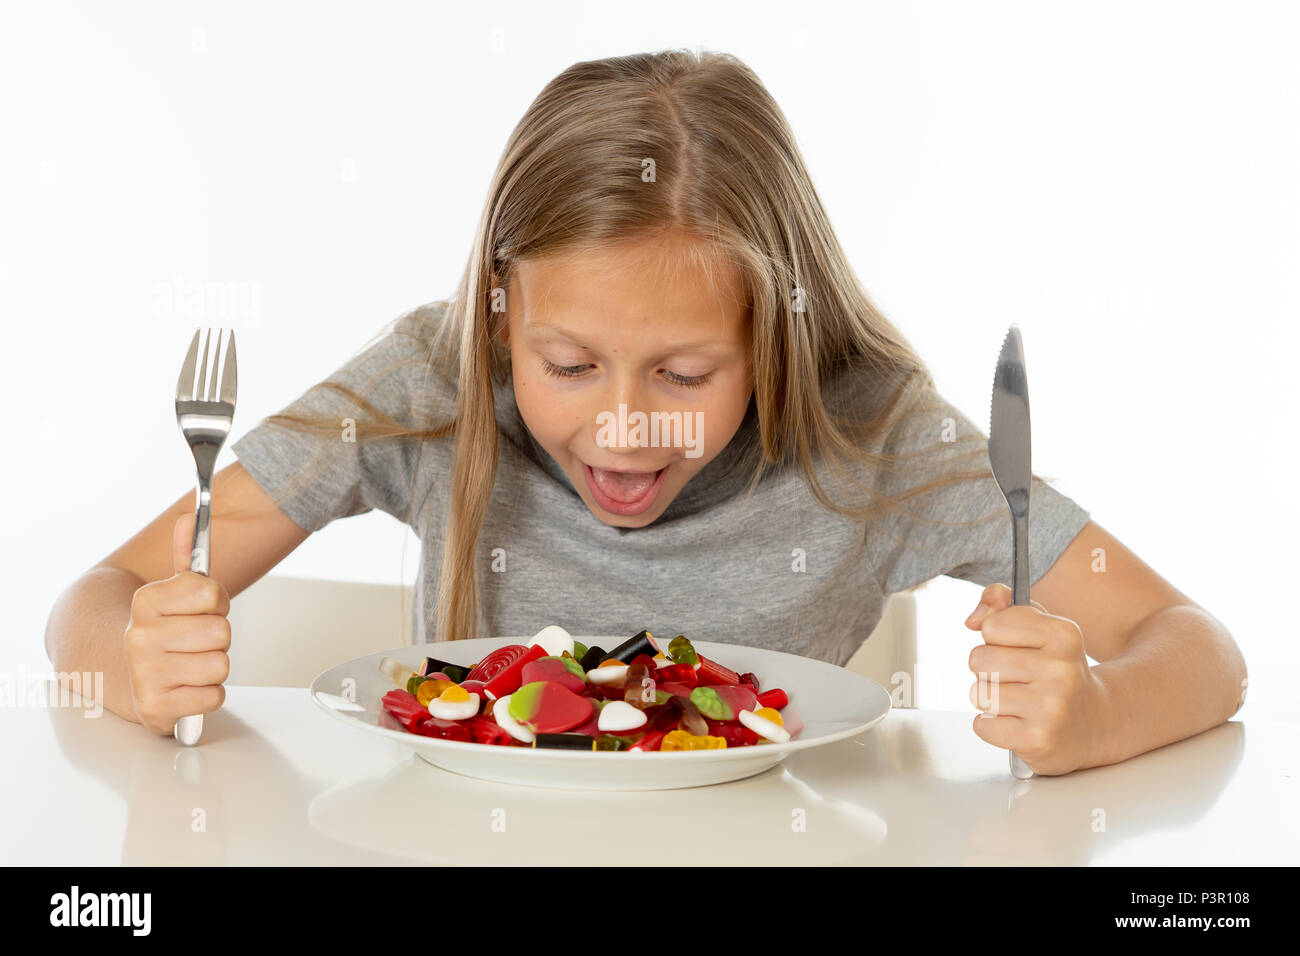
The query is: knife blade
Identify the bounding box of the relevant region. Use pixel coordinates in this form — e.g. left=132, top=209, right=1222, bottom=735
left=987, top=323, right=1035, bottom=780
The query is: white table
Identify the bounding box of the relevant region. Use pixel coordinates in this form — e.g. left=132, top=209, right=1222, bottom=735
left=3, top=684, right=1296, bottom=866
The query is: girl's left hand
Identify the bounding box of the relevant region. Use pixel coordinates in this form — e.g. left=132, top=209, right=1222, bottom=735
left=965, top=582, right=1108, bottom=775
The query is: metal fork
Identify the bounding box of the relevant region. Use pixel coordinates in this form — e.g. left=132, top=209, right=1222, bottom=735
left=173, top=328, right=237, bottom=746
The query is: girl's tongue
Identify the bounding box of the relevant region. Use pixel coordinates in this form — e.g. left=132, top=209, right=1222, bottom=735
left=589, top=466, right=659, bottom=503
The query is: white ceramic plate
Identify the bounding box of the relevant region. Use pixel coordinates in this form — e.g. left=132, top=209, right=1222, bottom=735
left=310, top=637, right=891, bottom=791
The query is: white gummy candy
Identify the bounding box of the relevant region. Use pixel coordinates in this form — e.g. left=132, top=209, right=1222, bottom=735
left=738, top=708, right=790, bottom=743
left=597, top=700, right=648, bottom=733
left=428, top=692, right=481, bottom=722
left=490, top=694, right=535, bottom=743
left=528, top=625, right=575, bottom=658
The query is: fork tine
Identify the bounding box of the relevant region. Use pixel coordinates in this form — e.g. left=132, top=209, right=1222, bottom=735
left=195, top=328, right=211, bottom=402
left=219, top=330, right=238, bottom=404
left=176, top=328, right=200, bottom=402
left=206, top=329, right=225, bottom=401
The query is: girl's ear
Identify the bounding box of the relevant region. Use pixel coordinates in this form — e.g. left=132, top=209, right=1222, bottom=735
left=490, top=305, right=511, bottom=360
left=496, top=313, right=511, bottom=352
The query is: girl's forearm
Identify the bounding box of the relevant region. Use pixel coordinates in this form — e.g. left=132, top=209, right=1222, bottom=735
left=44, top=566, right=146, bottom=724
left=1086, top=604, right=1247, bottom=768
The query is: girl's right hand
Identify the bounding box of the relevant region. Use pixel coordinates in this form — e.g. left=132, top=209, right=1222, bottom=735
left=123, top=513, right=232, bottom=735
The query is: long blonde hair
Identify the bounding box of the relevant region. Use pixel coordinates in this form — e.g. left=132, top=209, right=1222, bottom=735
left=265, top=49, right=1017, bottom=642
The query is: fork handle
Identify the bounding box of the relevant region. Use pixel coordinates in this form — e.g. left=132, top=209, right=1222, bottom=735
left=174, top=478, right=213, bottom=746
left=190, top=479, right=212, bottom=574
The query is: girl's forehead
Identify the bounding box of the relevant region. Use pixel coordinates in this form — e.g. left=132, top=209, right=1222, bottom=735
left=510, top=282, right=747, bottom=353
left=509, top=237, right=748, bottom=341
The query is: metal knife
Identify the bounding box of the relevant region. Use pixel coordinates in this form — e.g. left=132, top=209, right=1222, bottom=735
left=987, top=323, right=1035, bottom=780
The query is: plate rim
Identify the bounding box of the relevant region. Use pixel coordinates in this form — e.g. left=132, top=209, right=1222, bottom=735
left=309, top=637, right=893, bottom=760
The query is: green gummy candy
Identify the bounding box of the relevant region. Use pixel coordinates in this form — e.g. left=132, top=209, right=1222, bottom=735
left=653, top=690, right=674, bottom=706
left=689, top=686, right=728, bottom=720
left=572, top=641, right=589, bottom=662
left=508, top=681, right=547, bottom=722
left=668, top=635, right=699, bottom=667
left=406, top=674, right=424, bottom=696
left=441, top=664, right=469, bottom=683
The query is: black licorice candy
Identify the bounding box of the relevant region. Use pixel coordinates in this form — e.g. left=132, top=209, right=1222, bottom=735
left=533, top=733, right=597, bottom=751
left=607, top=629, right=659, bottom=663
left=420, top=657, right=469, bottom=682
left=579, top=645, right=608, bottom=671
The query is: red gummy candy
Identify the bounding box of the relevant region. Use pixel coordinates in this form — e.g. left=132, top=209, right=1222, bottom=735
left=756, top=688, right=788, bottom=710
left=511, top=681, right=592, bottom=734
left=567, top=699, right=602, bottom=738
left=655, top=664, right=698, bottom=688
left=466, top=644, right=529, bottom=683
left=630, top=730, right=666, bottom=751
left=695, top=655, right=740, bottom=686
left=481, top=644, right=549, bottom=700
left=738, top=672, right=761, bottom=691
left=628, top=652, right=658, bottom=674
left=466, top=716, right=515, bottom=745
left=416, top=716, right=473, bottom=742
left=381, top=689, right=429, bottom=731
left=647, top=704, right=679, bottom=734
left=705, top=717, right=760, bottom=747
left=520, top=657, right=585, bottom=694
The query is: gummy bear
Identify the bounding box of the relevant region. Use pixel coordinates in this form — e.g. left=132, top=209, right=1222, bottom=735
left=660, top=729, right=726, bottom=751
left=667, top=635, right=699, bottom=667
left=623, top=660, right=657, bottom=708
left=669, top=694, right=710, bottom=737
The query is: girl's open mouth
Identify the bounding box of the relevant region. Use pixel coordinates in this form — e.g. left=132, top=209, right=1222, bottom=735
left=582, top=462, right=669, bottom=516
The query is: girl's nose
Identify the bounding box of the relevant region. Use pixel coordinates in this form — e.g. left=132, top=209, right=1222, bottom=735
left=594, top=371, right=648, bottom=450
left=606, top=369, right=647, bottom=419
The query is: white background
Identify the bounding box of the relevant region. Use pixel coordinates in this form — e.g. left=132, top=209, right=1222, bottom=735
left=3, top=1, right=1296, bottom=720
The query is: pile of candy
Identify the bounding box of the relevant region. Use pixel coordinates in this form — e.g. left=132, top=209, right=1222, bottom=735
left=377, top=626, right=800, bottom=752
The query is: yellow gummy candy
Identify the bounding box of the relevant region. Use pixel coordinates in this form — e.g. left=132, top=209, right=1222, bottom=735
left=597, top=659, right=625, bottom=668
left=754, top=707, right=783, bottom=727
left=440, top=685, right=471, bottom=703
left=661, top=729, right=727, bottom=751
left=659, top=730, right=693, bottom=752
left=415, top=678, right=456, bottom=706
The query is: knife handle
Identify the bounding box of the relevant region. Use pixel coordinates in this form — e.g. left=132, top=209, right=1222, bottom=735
left=1010, top=510, right=1030, bottom=606
left=1009, top=509, right=1034, bottom=778
left=1009, top=750, right=1034, bottom=779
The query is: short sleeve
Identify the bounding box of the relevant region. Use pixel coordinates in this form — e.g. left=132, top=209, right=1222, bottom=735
left=868, top=384, right=1091, bottom=595
left=230, top=301, right=455, bottom=533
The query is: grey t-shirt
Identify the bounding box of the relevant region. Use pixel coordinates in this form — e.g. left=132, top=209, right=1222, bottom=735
left=231, top=300, right=1090, bottom=667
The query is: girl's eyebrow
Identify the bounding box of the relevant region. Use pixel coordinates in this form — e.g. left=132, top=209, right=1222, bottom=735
left=527, top=322, right=734, bottom=353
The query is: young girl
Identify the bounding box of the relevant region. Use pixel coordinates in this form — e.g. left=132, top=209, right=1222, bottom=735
left=47, top=49, right=1246, bottom=775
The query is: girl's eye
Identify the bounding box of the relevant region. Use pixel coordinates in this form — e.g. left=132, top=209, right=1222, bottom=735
left=541, top=359, right=592, bottom=379
left=663, top=370, right=713, bottom=390
left=540, top=358, right=712, bottom=390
